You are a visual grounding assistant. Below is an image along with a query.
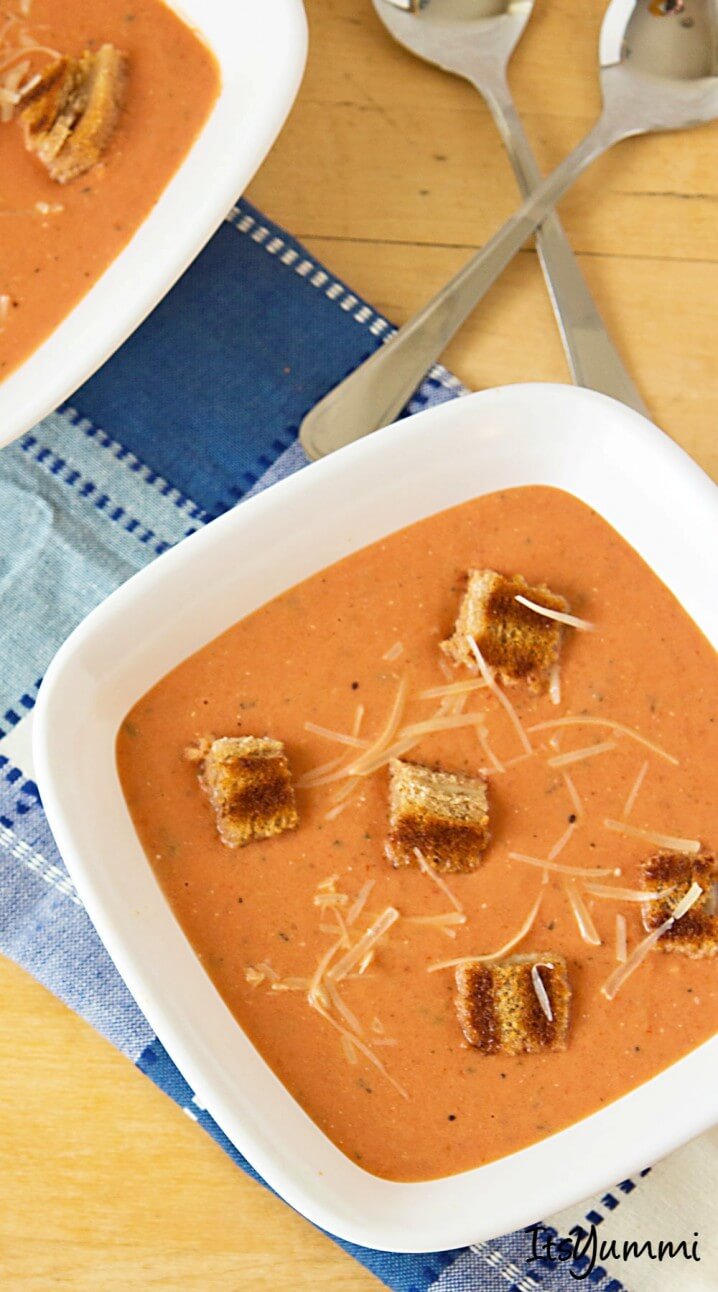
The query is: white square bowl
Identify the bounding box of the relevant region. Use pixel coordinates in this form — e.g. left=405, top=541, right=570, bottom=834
left=33, top=384, right=718, bottom=1253
left=0, top=0, right=307, bottom=450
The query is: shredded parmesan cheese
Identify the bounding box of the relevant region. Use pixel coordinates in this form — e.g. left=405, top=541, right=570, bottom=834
left=397, top=711, right=493, bottom=742
left=615, top=914, right=627, bottom=964
left=601, top=882, right=703, bottom=1000
left=419, top=679, right=488, bottom=700
left=296, top=754, right=347, bottom=788
left=332, top=904, right=351, bottom=948
left=427, top=887, right=544, bottom=972
left=531, top=963, right=554, bottom=1020
left=603, top=819, right=701, bottom=854
left=585, top=882, right=675, bottom=902
left=324, top=799, right=352, bottom=822
left=405, top=912, right=467, bottom=928
left=547, top=739, right=617, bottom=769
left=514, top=594, right=594, bottom=632
left=478, top=725, right=504, bottom=773
left=549, top=663, right=561, bottom=706
left=508, top=851, right=619, bottom=879
left=270, top=977, right=310, bottom=992
left=382, top=641, right=404, bottom=662
left=307, top=937, right=344, bottom=1008
left=327, top=907, right=400, bottom=984
left=348, top=675, right=409, bottom=775
left=672, top=881, right=705, bottom=920
left=466, top=635, right=532, bottom=755
left=480, top=750, right=535, bottom=778
left=414, top=848, right=463, bottom=913
left=622, top=761, right=650, bottom=819
left=562, top=770, right=583, bottom=820
left=565, top=881, right=601, bottom=945
left=527, top=716, right=677, bottom=766
left=601, top=922, right=669, bottom=999
left=304, top=720, right=368, bottom=750
left=341, top=1033, right=358, bottom=1065
left=548, top=822, right=576, bottom=861
left=327, top=980, right=364, bottom=1037
left=347, top=879, right=375, bottom=926
left=308, top=997, right=408, bottom=1099
left=352, top=703, right=365, bottom=738
left=313, top=891, right=348, bottom=910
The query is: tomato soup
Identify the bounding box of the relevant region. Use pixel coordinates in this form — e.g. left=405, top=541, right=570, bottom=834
left=117, top=486, right=718, bottom=1182
left=0, top=0, right=219, bottom=380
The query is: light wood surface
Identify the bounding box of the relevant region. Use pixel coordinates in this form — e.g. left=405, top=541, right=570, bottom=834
left=1, top=2, right=716, bottom=1287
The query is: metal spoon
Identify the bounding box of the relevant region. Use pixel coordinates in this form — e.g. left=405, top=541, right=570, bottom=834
left=370, top=0, right=648, bottom=418
left=300, top=0, right=718, bottom=460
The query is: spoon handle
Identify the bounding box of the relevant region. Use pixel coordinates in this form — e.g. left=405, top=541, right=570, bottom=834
left=486, top=84, right=648, bottom=418
left=300, top=114, right=628, bottom=461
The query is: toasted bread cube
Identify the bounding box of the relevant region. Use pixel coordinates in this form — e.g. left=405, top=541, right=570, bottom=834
left=456, top=953, right=571, bottom=1055
left=21, top=45, right=127, bottom=184
left=441, top=569, right=570, bottom=693
left=640, top=851, right=718, bottom=959
left=385, top=758, right=490, bottom=874
left=191, top=736, right=298, bottom=848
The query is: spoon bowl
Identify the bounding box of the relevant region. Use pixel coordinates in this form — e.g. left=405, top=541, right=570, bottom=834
left=600, top=0, right=718, bottom=132
left=372, top=0, right=533, bottom=81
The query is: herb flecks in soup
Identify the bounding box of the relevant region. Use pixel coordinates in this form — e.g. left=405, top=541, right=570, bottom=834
left=0, top=0, right=219, bottom=379
left=117, top=486, right=718, bottom=1182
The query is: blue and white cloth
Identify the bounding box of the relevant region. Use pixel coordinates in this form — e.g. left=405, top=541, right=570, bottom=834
left=0, top=199, right=715, bottom=1292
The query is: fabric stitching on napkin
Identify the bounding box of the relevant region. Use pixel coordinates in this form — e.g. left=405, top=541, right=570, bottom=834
left=61, top=406, right=209, bottom=522
left=0, top=679, right=41, bottom=741
left=18, top=432, right=193, bottom=558
left=0, top=753, right=40, bottom=824
left=0, top=817, right=81, bottom=907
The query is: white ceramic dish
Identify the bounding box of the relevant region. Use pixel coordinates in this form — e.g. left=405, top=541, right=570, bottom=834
left=0, top=0, right=307, bottom=450
left=34, top=384, right=718, bottom=1253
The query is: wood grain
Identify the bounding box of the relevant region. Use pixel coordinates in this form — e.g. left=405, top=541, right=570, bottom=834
left=2, top=0, right=716, bottom=1286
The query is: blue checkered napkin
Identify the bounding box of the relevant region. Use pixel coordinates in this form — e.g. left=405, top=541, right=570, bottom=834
left=0, top=198, right=655, bottom=1292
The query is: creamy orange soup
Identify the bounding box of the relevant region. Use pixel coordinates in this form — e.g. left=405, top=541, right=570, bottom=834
left=117, top=486, right=718, bottom=1182
left=0, top=0, right=219, bottom=380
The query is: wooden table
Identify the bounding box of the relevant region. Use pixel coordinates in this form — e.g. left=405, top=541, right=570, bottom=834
left=1, top=2, right=716, bottom=1287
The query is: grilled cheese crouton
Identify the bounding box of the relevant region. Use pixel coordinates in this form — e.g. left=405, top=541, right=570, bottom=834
left=641, top=850, right=718, bottom=959
left=456, top=953, right=571, bottom=1054
left=441, top=569, right=570, bottom=693
left=20, top=45, right=127, bottom=184
left=386, top=759, right=490, bottom=874
left=189, top=736, right=298, bottom=849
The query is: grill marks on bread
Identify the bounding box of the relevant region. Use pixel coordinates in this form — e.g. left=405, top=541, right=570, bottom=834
left=386, top=759, right=490, bottom=874
left=441, top=570, right=570, bottom=693
left=456, top=953, right=571, bottom=1054
left=189, top=736, right=298, bottom=849
left=21, top=44, right=127, bottom=183
left=641, top=851, right=718, bottom=959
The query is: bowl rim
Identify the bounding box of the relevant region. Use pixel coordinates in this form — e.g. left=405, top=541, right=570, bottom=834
left=33, top=383, right=718, bottom=1252
left=0, top=0, right=308, bottom=450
